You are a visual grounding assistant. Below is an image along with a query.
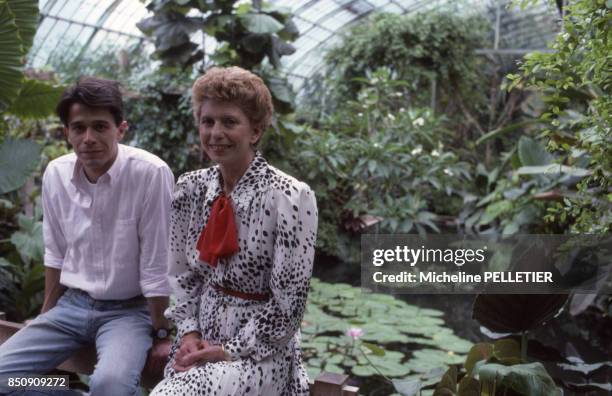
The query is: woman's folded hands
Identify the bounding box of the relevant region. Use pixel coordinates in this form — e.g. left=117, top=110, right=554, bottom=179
left=174, top=332, right=228, bottom=372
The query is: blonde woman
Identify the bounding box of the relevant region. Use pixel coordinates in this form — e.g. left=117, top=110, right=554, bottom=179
left=151, top=67, right=318, bottom=396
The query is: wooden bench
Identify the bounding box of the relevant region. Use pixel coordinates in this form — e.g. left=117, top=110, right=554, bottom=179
left=0, top=316, right=358, bottom=395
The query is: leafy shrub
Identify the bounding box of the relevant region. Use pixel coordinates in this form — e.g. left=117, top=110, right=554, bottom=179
left=508, top=0, right=612, bottom=233
left=287, top=69, right=472, bottom=258
left=302, top=11, right=490, bottom=126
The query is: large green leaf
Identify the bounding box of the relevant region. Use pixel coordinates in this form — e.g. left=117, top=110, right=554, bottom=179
left=137, top=14, right=202, bottom=51
left=6, top=79, right=65, bottom=119
left=11, top=216, right=43, bottom=263
left=392, top=378, right=421, bottom=396
left=0, top=0, right=23, bottom=112
left=0, top=138, right=40, bottom=193
left=7, top=0, right=38, bottom=53
left=267, top=35, right=295, bottom=68
left=239, top=13, right=283, bottom=34
left=464, top=343, right=493, bottom=376
left=518, top=136, right=553, bottom=166
left=472, top=294, right=568, bottom=333
left=267, top=74, right=293, bottom=104
left=240, top=33, right=269, bottom=54
left=277, top=18, right=299, bottom=41
left=477, top=362, right=562, bottom=396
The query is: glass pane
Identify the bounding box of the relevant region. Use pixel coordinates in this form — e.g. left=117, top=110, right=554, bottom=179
left=82, top=0, right=117, bottom=25
left=294, top=17, right=314, bottom=34
left=47, top=0, right=68, bottom=16
left=368, top=0, right=390, bottom=7
left=304, top=26, right=331, bottom=42
left=300, top=2, right=339, bottom=22
left=382, top=2, right=403, bottom=12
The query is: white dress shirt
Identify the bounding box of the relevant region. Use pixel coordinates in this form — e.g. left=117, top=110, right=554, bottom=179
left=42, top=144, right=174, bottom=300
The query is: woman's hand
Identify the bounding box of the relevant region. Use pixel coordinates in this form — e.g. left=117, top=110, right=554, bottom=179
left=174, top=345, right=228, bottom=370
left=174, top=332, right=207, bottom=372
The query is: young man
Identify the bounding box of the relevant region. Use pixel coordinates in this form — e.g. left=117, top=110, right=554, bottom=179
left=0, top=77, right=174, bottom=395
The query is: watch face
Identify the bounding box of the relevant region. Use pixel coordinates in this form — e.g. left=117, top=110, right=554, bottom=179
left=156, top=328, right=169, bottom=339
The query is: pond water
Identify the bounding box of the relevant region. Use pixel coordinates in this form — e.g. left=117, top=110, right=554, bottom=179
left=313, top=256, right=612, bottom=395
left=313, top=256, right=482, bottom=341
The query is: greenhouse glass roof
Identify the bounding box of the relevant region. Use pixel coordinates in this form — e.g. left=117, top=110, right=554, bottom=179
left=28, top=0, right=563, bottom=90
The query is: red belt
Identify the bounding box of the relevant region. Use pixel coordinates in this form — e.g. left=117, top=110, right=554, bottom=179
left=212, top=284, right=270, bottom=301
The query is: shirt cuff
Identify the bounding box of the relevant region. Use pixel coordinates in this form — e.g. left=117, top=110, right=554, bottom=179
left=44, top=254, right=63, bottom=269
left=175, top=317, right=200, bottom=339
left=140, top=276, right=171, bottom=298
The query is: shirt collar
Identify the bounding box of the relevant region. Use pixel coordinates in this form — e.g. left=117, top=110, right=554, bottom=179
left=105, top=144, right=123, bottom=185
left=70, top=144, right=124, bottom=187
left=204, top=151, right=269, bottom=212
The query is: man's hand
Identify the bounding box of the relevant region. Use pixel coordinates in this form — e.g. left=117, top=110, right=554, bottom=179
left=41, top=267, right=67, bottom=314
left=146, top=338, right=172, bottom=376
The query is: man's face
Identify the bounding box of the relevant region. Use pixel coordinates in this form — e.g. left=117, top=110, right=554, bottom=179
left=64, top=103, right=126, bottom=179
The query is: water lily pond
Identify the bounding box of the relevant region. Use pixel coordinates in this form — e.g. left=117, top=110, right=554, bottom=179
left=303, top=279, right=473, bottom=395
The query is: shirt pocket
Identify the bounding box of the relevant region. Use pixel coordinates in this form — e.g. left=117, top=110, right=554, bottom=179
left=111, top=218, right=139, bottom=267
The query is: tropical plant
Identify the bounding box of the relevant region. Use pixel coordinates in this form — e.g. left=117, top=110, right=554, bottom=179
left=0, top=198, right=45, bottom=322
left=460, top=135, right=591, bottom=236
left=124, top=70, right=203, bottom=177
left=0, top=120, right=69, bottom=321
left=137, top=0, right=298, bottom=112
left=508, top=0, right=612, bottom=233
left=389, top=294, right=568, bottom=396
left=427, top=352, right=562, bottom=396
left=301, top=11, right=492, bottom=135
left=0, top=0, right=66, bottom=320
left=0, top=0, right=64, bottom=123
left=287, top=69, right=472, bottom=258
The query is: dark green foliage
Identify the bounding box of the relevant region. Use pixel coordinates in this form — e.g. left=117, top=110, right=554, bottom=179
left=304, top=12, right=489, bottom=120
left=286, top=69, right=473, bottom=257
left=0, top=199, right=45, bottom=322
left=6, top=79, right=65, bottom=120
left=124, top=73, right=203, bottom=177
left=508, top=0, right=612, bottom=233
left=137, top=0, right=298, bottom=112
left=0, top=0, right=53, bottom=115
left=472, top=294, right=568, bottom=334
left=0, top=138, right=40, bottom=194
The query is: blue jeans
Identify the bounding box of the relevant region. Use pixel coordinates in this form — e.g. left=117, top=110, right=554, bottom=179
left=0, top=289, right=153, bottom=396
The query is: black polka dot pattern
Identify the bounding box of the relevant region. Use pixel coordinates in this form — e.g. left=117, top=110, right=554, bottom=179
left=152, top=152, right=318, bottom=396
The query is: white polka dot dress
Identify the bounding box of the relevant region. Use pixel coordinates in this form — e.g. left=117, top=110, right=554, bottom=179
left=151, top=152, right=318, bottom=396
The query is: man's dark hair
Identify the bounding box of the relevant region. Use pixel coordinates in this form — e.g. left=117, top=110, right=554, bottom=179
left=56, top=77, right=124, bottom=127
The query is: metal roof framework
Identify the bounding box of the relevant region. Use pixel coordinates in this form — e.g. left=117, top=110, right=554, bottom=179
left=27, top=0, right=562, bottom=90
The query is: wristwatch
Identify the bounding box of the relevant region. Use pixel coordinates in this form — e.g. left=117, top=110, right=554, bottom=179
left=152, top=327, right=170, bottom=340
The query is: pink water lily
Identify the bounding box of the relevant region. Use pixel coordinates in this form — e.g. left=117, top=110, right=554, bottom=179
left=346, top=327, right=364, bottom=340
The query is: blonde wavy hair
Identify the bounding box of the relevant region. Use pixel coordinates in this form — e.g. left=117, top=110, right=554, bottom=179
left=192, top=66, right=274, bottom=132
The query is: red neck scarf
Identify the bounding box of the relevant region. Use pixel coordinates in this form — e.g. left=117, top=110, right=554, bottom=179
left=196, top=194, right=239, bottom=267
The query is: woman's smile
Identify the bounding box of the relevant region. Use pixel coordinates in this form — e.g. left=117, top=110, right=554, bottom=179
left=207, top=143, right=232, bottom=151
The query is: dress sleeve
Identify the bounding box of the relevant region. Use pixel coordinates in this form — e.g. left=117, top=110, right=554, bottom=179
left=164, top=173, right=210, bottom=338
left=224, top=183, right=318, bottom=361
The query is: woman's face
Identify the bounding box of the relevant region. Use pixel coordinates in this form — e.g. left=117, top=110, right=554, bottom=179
left=198, top=99, right=261, bottom=168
